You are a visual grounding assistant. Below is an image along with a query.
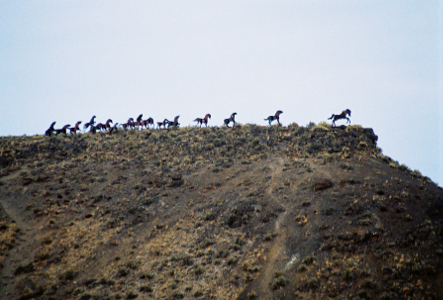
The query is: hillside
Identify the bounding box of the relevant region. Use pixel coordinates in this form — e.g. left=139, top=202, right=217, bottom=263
left=0, top=123, right=442, bottom=300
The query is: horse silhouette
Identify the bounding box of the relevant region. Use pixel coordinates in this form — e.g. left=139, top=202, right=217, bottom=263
left=264, top=110, right=283, bottom=125
left=224, top=113, right=237, bottom=128
left=194, top=114, right=211, bottom=127
left=328, top=109, right=351, bottom=127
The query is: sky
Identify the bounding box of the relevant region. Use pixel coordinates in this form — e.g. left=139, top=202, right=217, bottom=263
left=0, top=1, right=441, bottom=185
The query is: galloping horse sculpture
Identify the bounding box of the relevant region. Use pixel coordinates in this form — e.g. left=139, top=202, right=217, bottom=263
left=96, top=119, right=113, bottom=132
left=54, top=124, right=71, bottom=136
left=194, top=114, right=211, bottom=127
left=121, top=118, right=135, bottom=131
left=264, top=110, right=283, bottom=126
left=328, top=109, right=351, bottom=127
left=224, top=112, right=237, bottom=128
left=156, top=119, right=167, bottom=129
left=69, top=121, right=82, bottom=134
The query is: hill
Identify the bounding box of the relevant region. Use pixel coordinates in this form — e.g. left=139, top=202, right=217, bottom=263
left=0, top=123, right=442, bottom=300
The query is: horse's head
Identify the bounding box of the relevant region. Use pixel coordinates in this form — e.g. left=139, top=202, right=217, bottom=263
left=276, top=110, right=283, bottom=116
left=346, top=109, right=351, bottom=116
left=205, top=114, right=211, bottom=119
left=107, top=119, right=113, bottom=124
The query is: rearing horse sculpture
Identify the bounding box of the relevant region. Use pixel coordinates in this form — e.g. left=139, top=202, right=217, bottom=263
left=328, top=109, right=351, bottom=127
left=167, top=116, right=180, bottom=129
left=264, top=110, right=283, bottom=126
left=194, top=114, right=211, bottom=127
left=83, top=115, right=97, bottom=133
left=224, top=112, right=237, bottom=128
left=104, top=119, right=113, bottom=131
left=134, top=114, right=143, bottom=130
left=45, top=122, right=56, bottom=136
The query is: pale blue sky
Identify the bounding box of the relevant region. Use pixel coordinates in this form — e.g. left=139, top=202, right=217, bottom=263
left=1, top=1, right=441, bottom=185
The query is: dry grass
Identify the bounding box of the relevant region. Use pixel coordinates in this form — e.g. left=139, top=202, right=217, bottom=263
left=0, top=125, right=442, bottom=300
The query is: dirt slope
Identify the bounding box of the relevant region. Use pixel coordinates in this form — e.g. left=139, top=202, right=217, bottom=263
left=0, top=123, right=442, bottom=300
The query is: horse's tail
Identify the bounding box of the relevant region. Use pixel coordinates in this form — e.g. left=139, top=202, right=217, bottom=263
left=328, top=114, right=335, bottom=120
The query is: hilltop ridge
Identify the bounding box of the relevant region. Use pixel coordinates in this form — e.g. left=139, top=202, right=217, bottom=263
left=0, top=123, right=442, bottom=300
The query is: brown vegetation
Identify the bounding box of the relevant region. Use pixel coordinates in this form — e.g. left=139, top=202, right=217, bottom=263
left=0, top=123, right=442, bottom=299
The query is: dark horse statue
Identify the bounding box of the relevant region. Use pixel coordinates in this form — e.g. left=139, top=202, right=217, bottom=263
left=45, top=122, right=56, bottom=136
left=134, top=114, right=143, bottom=129
left=69, top=121, right=82, bottom=134
left=96, top=119, right=113, bottom=132
left=194, top=114, right=211, bottom=127
left=224, top=112, right=237, bottom=128
left=141, top=117, right=154, bottom=129
left=108, top=123, right=119, bottom=134
left=328, top=109, right=351, bottom=127
left=167, top=116, right=180, bottom=129
left=122, top=118, right=135, bottom=130
left=83, top=115, right=97, bottom=133
left=264, top=110, right=283, bottom=125
left=157, top=119, right=169, bottom=129
left=54, top=124, right=71, bottom=136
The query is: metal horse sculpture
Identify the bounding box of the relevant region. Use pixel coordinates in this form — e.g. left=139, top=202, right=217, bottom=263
left=157, top=119, right=169, bottom=129
left=84, top=115, right=96, bottom=130
left=264, top=110, right=283, bottom=126
left=54, top=124, right=71, bottom=136
left=328, top=109, right=351, bottom=127
left=121, top=118, right=135, bottom=131
left=108, top=123, right=119, bottom=134
left=84, top=115, right=97, bottom=133
left=167, top=116, right=180, bottom=129
left=95, top=119, right=113, bottom=132
left=141, top=117, right=154, bottom=129
left=45, top=122, right=56, bottom=136
left=224, top=112, right=237, bottom=128
left=69, top=121, right=82, bottom=134
left=194, top=114, right=211, bottom=127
